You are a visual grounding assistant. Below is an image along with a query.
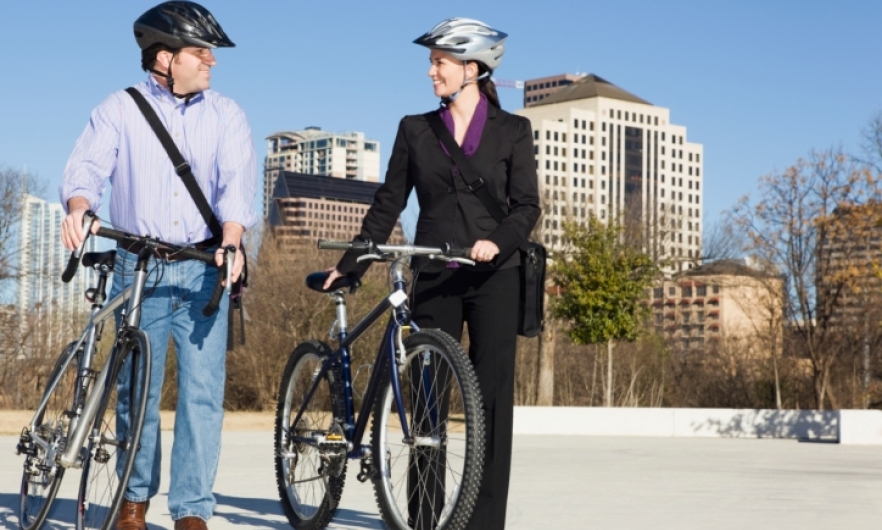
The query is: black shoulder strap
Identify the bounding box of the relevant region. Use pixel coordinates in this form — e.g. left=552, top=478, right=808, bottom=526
left=125, top=87, right=223, bottom=239
left=425, top=111, right=508, bottom=224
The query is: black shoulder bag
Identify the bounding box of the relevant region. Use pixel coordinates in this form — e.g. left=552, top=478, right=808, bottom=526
left=426, top=112, right=546, bottom=338
left=125, top=87, right=247, bottom=349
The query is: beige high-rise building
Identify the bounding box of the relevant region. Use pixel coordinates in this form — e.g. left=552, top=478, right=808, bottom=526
left=263, top=127, right=381, bottom=218
left=517, top=74, right=704, bottom=272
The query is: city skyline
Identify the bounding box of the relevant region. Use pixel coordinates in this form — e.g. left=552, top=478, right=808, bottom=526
left=0, top=1, right=879, bottom=239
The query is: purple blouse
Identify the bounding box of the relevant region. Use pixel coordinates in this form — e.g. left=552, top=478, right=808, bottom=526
left=437, top=92, right=488, bottom=158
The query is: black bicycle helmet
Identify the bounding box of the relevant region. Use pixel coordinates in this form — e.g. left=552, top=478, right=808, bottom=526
left=134, top=1, right=235, bottom=50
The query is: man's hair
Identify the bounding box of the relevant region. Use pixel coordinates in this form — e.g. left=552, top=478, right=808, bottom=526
left=141, top=42, right=177, bottom=72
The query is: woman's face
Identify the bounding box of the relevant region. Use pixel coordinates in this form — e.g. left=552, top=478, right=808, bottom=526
left=428, top=49, right=477, bottom=99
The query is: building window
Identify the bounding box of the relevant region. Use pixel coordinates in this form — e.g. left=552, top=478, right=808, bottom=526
left=653, top=287, right=663, bottom=299
left=682, top=286, right=692, bottom=298
left=668, top=286, right=675, bottom=296
left=712, top=285, right=720, bottom=294
left=697, top=285, right=707, bottom=296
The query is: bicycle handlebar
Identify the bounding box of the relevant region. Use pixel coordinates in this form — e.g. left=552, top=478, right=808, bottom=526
left=63, top=211, right=234, bottom=316
left=317, top=239, right=473, bottom=262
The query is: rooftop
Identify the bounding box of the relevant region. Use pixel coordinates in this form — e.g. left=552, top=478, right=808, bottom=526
left=533, top=74, right=651, bottom=107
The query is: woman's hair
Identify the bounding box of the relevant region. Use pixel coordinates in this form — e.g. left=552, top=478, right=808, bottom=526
left=476, top=62, right=501, bottom=109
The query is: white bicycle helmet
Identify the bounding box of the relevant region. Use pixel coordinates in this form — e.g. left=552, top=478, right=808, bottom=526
left=414, top=18, right=507, bottom=71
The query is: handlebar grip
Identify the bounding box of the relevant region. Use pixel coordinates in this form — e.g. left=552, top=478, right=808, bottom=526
left=61, top=252, right=81, bottom=283
left=202, top=273, right=225, bottom=317
left=318, top=239, right=358, bottom=251
left=447, top=247, right=472, bottom=258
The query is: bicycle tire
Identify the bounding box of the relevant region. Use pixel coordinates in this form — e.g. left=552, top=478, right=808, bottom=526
left=76, top=331, right=151, bottom=530
left=275, top=340, right=347, bottom=530
left=18, top=342, right=84, bottom=530
left=371, top=329, right=485, bottom=530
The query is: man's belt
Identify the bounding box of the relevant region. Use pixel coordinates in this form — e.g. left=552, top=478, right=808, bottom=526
left=118, top=236, right=220, bottom=262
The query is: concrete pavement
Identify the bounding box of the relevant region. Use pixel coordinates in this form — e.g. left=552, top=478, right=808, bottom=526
left=2, top=432, right=882, bottom=529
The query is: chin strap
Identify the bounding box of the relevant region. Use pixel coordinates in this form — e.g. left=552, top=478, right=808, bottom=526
left=150, top=51, right=200, bottom=105
left=441, top=64, right=489, bottom=106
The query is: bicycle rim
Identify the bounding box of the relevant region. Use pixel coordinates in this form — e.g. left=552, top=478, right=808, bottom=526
left=371, top=330, right=485, bottom=530
left=77, top=338, right=150, bottom=530
left=19, top=342, right=82, bottom=530
left=275, top=340, right=346, bottom=530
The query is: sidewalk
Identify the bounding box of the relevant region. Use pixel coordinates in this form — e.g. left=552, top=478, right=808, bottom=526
left=3, top=431, right=882, bottom=529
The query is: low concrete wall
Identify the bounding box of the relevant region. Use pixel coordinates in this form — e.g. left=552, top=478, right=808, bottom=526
left=512, top=407, right=882, bottom=444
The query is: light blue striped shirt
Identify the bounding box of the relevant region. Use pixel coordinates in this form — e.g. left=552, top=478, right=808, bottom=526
left=61, top=75, right=257, bottom=245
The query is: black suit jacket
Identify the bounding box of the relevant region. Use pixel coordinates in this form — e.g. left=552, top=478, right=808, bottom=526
left=337, top=105, right=541, bottom=275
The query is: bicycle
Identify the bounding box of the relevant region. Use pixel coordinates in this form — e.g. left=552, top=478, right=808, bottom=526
left=275, top=239, right=486, bottom=530
left=16, top=211, right=234, bottom=530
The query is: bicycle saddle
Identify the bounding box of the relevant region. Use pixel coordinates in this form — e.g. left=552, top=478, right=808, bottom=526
left=83, top=250, right=116, bottom=270
left=305, top=271, right=361, bottom=294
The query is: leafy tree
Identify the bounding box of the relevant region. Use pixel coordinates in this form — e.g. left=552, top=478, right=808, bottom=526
left=551, top=216, right=658, bottom=406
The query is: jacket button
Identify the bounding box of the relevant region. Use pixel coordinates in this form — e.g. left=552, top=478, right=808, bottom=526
left=447, top=186, right=455, bottom=194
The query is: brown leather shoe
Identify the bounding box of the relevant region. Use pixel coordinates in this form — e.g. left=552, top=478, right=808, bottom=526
left=174, top=516, right=208, bottom=530
left=115, top=500, right=148, bottom=530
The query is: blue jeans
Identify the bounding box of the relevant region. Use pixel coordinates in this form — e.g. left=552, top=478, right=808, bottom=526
left=112, top=247, right=228, bottom=521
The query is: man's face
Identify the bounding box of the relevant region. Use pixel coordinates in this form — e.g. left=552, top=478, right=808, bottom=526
left=170, top=47, right=216, bottom=94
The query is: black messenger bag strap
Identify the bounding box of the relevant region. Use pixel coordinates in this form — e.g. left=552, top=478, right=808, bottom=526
left=124, top=87, right=223, bottom=239
left=425, top=111, right=508, bottom=224
left=426, top=112, right=533, bottom=253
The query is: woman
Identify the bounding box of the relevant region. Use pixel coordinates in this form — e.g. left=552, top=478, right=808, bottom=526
left=325, top=18, right=540, bottom=529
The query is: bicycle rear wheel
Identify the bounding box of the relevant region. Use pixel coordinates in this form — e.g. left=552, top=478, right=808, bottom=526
left=76, top=332, right=150, bottom=530
left=19, top=342, right=84, bottom=530
left=275, top=340, right=347, bottom=530
left=371, top=329, right=485, bottom=530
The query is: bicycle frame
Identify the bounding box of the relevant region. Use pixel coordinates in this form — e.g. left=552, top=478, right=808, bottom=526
left=288, top=258, right=419, bottom=459
left=25, top=246, right=155, bottom=470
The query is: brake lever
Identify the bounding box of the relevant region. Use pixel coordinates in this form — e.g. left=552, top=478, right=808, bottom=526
left=223, top=245, right=236, bottom=294
left=430, top=255, right=476, bottom=267
left=356, top=253, right=385, bottom=263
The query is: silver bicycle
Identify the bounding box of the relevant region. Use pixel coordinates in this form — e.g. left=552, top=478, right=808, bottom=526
left=16, top=211, right=233, bottom=530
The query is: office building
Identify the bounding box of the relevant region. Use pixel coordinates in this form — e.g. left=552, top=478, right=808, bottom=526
left=517, top=74, right=704, bottom=272
left=17, top=195, right=97, bottom=346
left=268, top=172, right=404, bottom=244
left=264, top=128, right=381, bottom=218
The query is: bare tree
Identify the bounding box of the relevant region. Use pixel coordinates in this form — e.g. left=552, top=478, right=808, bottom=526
left=730, top=150, right=882, bottom=409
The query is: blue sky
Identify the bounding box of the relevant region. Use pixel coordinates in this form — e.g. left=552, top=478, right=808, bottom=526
left=1, top=0, right=880, bottom=237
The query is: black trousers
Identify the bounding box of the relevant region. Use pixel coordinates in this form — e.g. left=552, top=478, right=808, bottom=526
left=411, top=266, right=519, bottom=530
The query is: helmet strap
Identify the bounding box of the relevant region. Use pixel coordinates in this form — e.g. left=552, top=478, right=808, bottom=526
left=441, top=64, right=489, bottom=106
left=151, top=51, right=199, bottom=105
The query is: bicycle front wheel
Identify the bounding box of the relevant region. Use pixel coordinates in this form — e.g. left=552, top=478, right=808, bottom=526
left=76, top=332, right=150, bottom=530
left=19, top=342, right=84, bottom=530
left=275, top=340, right=347, bottom=530
left=371, top=329, right=485, bottom=530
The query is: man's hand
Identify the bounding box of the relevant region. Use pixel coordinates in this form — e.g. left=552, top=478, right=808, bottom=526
left=61, top=198, right=99, bottom=251
left=216, top=222, right=246, bottom=284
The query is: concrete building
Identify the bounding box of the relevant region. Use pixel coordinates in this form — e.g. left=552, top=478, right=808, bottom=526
left=268, top=172, right=404, bottom=244
left=649, top=259, right=783, bottom=356
left=263, top=128, right=381, bottom=218
left=17, top=195, right=97, bottom=349
left=517, top=74, right=703, bottom=272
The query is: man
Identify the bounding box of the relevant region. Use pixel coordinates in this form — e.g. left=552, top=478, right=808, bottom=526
left=60, top=2, right=256, bottom=529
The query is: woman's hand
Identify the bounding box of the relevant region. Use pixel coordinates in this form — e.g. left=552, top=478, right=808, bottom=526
left=470, top=240, right=500, bottom=263
left=323, top=268, right=343, bottom=290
